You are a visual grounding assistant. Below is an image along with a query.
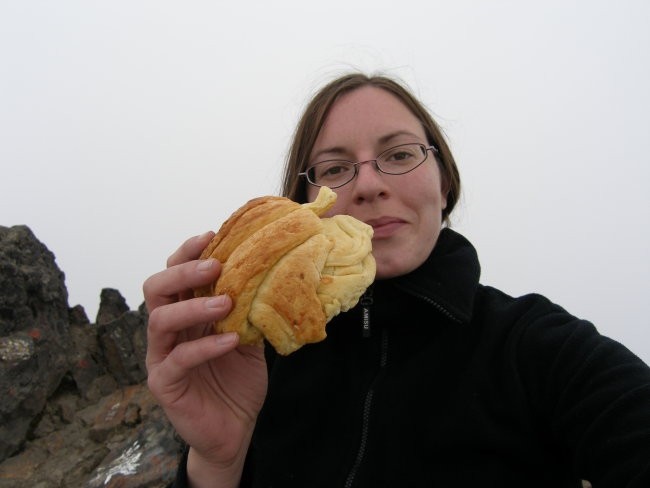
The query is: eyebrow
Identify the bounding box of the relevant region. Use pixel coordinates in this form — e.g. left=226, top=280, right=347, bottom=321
left=311, top=130, right=424, bottom=162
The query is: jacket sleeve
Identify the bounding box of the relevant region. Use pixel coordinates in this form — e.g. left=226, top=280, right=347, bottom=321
left=168, top=447, right=189, bottom=488
left=518, top=304, right=650, bottom=487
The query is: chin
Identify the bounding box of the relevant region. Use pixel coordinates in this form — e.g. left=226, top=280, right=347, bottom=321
left=373, top=260, right=420, bottom=280
left=371, top=233, right=436, bottom=279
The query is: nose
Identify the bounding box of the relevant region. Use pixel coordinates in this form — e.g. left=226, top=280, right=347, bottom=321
left=355, top=159, right=380, bottom=178
left=351, top=159, right=388, bottom=202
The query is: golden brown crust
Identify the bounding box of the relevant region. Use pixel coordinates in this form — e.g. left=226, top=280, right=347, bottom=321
left=249, top=233, right=333, bottom=353
left=196, top=187, right=375, bottom=355
left=212, top=207, right=325, bottom=347
left=198, top=196, right=300, bottom=263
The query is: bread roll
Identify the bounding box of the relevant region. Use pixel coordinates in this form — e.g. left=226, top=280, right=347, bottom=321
left=195, top=186, right=375, bottom=355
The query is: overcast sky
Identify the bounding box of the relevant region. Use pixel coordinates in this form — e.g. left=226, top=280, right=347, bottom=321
left=1, top=0, right=649, bottom=364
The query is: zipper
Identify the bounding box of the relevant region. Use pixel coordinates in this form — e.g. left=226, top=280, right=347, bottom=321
left=359, top=286, right=374, bottom=338
left=344, top=390, right=373, bottom=488
left=343, top=284, right=458, bottom=486
left=344, top=326, right=389, bottom=488
left=399, top=284, right=463, bottom=324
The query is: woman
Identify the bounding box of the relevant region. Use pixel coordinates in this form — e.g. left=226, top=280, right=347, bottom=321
left=144, top=74, right=650, bottom=487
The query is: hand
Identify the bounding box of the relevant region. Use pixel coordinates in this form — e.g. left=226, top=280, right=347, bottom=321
left=144, top=232, right=268, bottom=486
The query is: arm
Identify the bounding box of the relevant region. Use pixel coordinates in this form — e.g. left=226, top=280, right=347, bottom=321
left=519, top=307, right=650, bottom=487
left=144, top=231, right=268, bottom=488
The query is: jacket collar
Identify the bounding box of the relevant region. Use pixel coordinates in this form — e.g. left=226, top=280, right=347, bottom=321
left=387, top=228, right=481, bottom=325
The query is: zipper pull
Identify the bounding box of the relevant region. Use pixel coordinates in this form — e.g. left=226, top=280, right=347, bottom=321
left=359, top=286, right=374, bottom=338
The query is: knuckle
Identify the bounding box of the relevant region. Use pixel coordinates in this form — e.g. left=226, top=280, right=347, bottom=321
left=147, top=306, right=158, bottom=326
left=166, top=341, right=192, bottom=369
left=146, top=369, right=163, bottom=397
left=142, top=274, right=157, bottom=299
left=147, top=307, right=164, bottom=331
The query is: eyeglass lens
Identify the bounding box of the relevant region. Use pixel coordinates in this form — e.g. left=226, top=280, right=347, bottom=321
left=306, top=143, right=428, bottom=188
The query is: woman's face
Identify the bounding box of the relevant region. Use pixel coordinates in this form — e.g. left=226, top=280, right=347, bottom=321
left=306, top=86, right=448, bottom=279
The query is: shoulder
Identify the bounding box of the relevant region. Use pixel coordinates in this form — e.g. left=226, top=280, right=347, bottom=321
left=475, top=284, right=598, bottom=334
left=474, top=283, right=649, bottom=399
left=471, top=285, right=647, bottom=377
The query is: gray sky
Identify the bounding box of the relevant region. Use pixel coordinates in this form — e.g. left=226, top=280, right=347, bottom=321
left=2, top=0, right=649, bottom=364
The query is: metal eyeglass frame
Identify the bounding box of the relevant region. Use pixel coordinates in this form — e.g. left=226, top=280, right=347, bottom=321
left=299, top=143, right=439, bottom=189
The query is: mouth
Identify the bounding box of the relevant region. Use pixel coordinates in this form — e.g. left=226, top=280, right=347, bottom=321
left=364, top=217, right=406, bottom=238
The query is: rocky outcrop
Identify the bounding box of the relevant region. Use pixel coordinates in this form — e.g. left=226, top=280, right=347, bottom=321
left=0, top=226, right=182, bottom=487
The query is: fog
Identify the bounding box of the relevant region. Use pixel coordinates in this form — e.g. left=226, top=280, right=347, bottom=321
left=1, top=0, right=648, bottom=363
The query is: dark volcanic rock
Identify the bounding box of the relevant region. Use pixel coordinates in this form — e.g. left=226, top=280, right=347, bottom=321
left=98, top=308, right=148, bottom=386
left=0, top=225, right=71, bottom=461
left=0, top=225, right=182, bottom=487
left=96, top=288, right=130, bottom=325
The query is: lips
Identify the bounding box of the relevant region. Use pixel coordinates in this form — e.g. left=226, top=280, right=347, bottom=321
left=364, top=217, right=406, bottom=238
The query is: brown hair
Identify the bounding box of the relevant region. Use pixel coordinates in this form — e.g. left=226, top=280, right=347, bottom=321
left=280, top=73, right=461, bottom=224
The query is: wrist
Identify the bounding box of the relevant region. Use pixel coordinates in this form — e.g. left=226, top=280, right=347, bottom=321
left=186, top=446, right=246, bottom=488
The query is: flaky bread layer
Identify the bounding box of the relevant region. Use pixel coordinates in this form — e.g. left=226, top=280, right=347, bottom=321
left=213, top=207, right=324, bottom=345
left=249, top=233, right=333, bottom=355
left=198, top=196, right=300, bottom=264
left=196, top=187, right=375, bottom=355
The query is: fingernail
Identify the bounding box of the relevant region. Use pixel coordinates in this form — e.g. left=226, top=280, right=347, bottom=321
left=197, top=231, right=214, bottom=242
left=197, top=259, right=215, bottom=271
left=215, top=332, right=238, bottom=346
left=206, top=296, right=227, bottom=308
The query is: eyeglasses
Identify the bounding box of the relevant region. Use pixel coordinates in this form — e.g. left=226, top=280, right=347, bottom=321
left=299, top=143, right=438, bottom=189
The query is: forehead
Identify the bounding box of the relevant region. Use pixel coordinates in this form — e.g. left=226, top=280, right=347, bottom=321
left=314, top=86, right=427, bottom=149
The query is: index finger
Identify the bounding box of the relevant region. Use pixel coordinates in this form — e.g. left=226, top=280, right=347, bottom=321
left=167, top=231, right=215, bottom=268
left=143, top=258, right=222, bottom=313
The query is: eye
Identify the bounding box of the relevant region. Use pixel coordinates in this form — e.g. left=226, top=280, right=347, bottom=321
left=391, top=151, right=413, bottom=161
left=313, top=161, right=353, bottom=180
left=383, top=145, right=418, bottom=163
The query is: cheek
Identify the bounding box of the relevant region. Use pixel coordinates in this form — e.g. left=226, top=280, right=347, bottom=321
left=307, top=187, right=349, bottom=218
left=421, top=165, right=447, bottom=210
left=306, top=186, right=320, bottom=203
left=321, top=199, right=347, bottom=218
left=404, top=168, right=444, bottom=208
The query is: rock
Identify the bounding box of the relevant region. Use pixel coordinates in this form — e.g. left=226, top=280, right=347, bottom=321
left=84, top=385, right=182, bottom=488
left=96, top=288, right=130, bottom=325
left=0, top=225, right=71, bottom=461
left=0, top=226, right=182, bottom=487
left=0, top=382, right=183, bottom=487
left=98, top=310, right=148, bottom=386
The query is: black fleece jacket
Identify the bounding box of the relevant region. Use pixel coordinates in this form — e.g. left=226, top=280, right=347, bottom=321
left=174, top=229, right=650, bottom=487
